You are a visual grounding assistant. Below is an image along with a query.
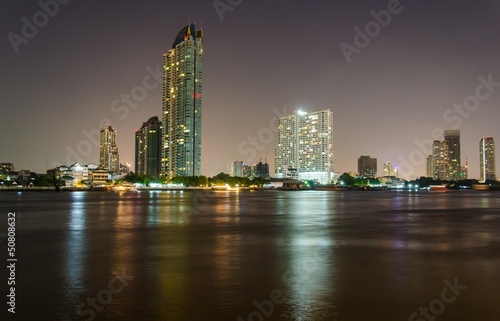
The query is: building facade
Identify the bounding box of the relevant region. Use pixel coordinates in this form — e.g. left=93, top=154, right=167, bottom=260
left=432, top=140, right=449, bottom=180
left=444, top=130, right=461, bottom=181
left=254, top=161, right=270, bottom=178
left=99, top=125, right=120, bottom=173
left=383, top=161, right=398, bottom=177
left=480, top=137, right=495, bottom=182
left=135, top=116, right=162, bottom=178
left=162, top=24, right=203, bottom=178
left=358, top=156, right=377, bottom=178
left=231, top=161, right=244, bottom=177
left=275, top=109, right=334, bottom=184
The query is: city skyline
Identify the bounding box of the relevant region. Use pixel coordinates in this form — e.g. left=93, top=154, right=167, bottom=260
left=2, top=1, right=500, bottom=179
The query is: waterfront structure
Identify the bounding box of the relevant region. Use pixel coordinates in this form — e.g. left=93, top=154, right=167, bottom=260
left=135, top=116, right=162, bottom=178
left=444, top=130, right=461, bottom=181
left=69, top=163, right=89, bottom=182
left=275, top=109, right=334, bottom=184
left=432, top=140, right=449, bottom=180
left=100, top=125, right=120, bottom=173
left=231, top=161, right=244, bottom=177
left=162, top=23, right=203, bottom=178
left=480, top=137, right=495, bottom=182
left=358, top=156, right=377, bottom=178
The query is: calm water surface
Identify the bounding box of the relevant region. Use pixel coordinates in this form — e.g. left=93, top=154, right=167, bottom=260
left=1, top=190, right=499, bottom=321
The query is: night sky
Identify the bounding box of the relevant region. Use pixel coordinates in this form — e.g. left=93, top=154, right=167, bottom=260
left=1, top=0, right=499, bottom=179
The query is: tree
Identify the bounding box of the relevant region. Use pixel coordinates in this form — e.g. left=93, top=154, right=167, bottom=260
left=339, top=173, right=355, bottom=186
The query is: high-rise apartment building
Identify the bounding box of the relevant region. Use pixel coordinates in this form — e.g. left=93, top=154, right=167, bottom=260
left=275, top=109, right=334, bottom=184
left=480, top=137, right=495, bottom=182
left=432, top=140, right=448, bottom=180
left=100, top=125, right=119, bottom=173
left=135, top=116, right=162, bottom=178
left=358, top=156, right=377, bottom=178
left=444, top=130, right=461, bottom=181
left=162, top=23, right=203, bottom=178
left=231, top=161, right=244, bottom=177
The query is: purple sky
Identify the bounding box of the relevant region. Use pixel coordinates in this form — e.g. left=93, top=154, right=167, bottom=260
left=1, top=0, right=500, bottom=179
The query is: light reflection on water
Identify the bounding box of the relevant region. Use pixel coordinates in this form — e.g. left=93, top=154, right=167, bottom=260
left=3, top=191, right=500, bottom=321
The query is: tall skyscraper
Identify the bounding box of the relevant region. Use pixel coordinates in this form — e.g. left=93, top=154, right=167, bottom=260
left=480, top=137, right=495, bottom=182
left=358, top=156, right=377, bottom=178
left=444, top=130, right=461, bottom=181
left=162, top=23, right=203, bottom=178
left=100, top=125, right=119, bottom=173
left=135, top=116, right=162, bottom=178
left=275, top=109, right=334, bottom=184
left=432, top=140, right=448, bottom=180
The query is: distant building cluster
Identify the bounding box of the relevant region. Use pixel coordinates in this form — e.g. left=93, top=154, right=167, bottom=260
left=231, top=160, right=270, bottom=179
left=426, top=131, right=496, bottom=182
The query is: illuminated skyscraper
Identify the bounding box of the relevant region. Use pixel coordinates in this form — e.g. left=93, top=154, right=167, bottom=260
left=480, top=137, right=495, bottom=182
left=275, top=109, right=334, bottom=184
left=432, top=140, right=448, bottom=180
left=444, top=130, right=461, bottom=181
left=135, top=116, right=162, bottom=178
left=162, top=23, right=203, bottom=177
left=100, top=125, right=119, bottom=173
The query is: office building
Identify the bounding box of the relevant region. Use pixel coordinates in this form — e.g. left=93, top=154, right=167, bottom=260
left=100, top=125, right=120, bottom=173
left=358, top=156, right=377, bottom=178
left=480, top=137, right=495, bottom=182
left=275, top=109, right=334, bottom=184
left=162, top=23, right=204, bottom=177
left=444, top=130, right=461, bottom=181
left=135, top=116, right=162, bottom=177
